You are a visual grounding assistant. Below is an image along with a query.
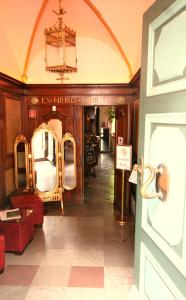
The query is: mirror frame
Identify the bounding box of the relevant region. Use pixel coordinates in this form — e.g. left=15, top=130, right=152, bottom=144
left=31, top=123, right=62, bottom=202
left=14, top=134, right=29, bottom=190
left=62, top=132, right=77, bottom=190
left=14, top=124, right=77, bottom=214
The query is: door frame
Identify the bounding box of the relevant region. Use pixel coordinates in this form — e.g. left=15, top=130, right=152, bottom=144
left=130, top=0, right=186, bottom=299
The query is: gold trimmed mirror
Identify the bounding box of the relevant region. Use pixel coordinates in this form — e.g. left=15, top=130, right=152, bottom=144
left=62, top=132, right=77, bottom=190
left=31, top=125, right=58, bottom=193
left=31, top=123, right=63, bottom=208
left=14, top=123, right=77, bottom=214
left=14, top=134, right=29, bottom=190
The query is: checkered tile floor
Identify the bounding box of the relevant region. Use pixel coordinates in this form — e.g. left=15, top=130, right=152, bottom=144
left=0, top=153, right=134, bottom=299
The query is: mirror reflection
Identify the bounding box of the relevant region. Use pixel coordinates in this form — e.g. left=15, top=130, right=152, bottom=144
left=14, top=124, right=77, bottom=212
left=16, top=142, right=27, bottom=188
left=62, top=133, right=77, bottom=190
left=64, top=140, right=75, bottom=187
left=14, top=135, right=29, bottom=190
left=32, top=129, right=57, bottom=192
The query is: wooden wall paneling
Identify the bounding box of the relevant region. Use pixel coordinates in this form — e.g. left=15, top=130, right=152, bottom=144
left=126, top=97, right=135, bottom=216
left=0, top=95, right=5, bottom=207
left=0, top=72, right=25, bottom=96
left=25, top=86, right=136, bottom=209
left=27, top=104, right=46, bottom=140
left=130, top=69, right=141, bottom=100
left=40, top=110, right=67, bottom=135
left=115, top=105, right=129, bottom=144
left=0, top=72, right=24, bottom=207
left=4, top=97, right=22, bottom=204
left=5, top=98, right=21, bottom=154
left=21, top=96, right=29, bottom=138
left=0, top=72, right=141, bottom=211
left=26, top=84, right=133, bottom=98
left=114, top=104, right=130, bottom=215
left=0, top=94, right=22, bottom=207
left=5, top=154, right=14, bottom=170
left=114, top=94, right=136, bottom=217
left=129, top=70, right=140, bottom=212
left=26, top=104, right=75, bottom=139
left=5, top=169, right=15, bottom=196
left=130, top=69, right=140, bottom=154
left=133, top=99, right=139, bottom=155
left=58, top=106, right=74, bottom=134
left=72, top=105, right=83, bottom=204
left=129, top=98, right=139, bottom=205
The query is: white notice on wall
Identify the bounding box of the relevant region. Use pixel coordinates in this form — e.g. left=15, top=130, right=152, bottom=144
left=128, top=168, right=138, bottom=184
left=116, top=145, right=132, bottom=170
left=118, top=136, right=123, bottom=145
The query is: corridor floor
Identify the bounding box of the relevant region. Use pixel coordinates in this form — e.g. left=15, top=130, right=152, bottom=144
left=0, top=153, right=134, bottom=300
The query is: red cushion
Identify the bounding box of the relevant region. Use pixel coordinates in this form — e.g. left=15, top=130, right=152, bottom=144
left=11, top=195, right=44, bottom=225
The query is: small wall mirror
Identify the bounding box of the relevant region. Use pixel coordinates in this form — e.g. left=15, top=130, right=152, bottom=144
left=31, top=125, right=58, bottom=194
left=62, top=133, right=77, bottom=190
left=14, top=135, right=29, bottom=190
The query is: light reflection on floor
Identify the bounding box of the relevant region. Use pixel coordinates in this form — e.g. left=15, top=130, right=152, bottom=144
left=0, top=153, right=134, bottom=300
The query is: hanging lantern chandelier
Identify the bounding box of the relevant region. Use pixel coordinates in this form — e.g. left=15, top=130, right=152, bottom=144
left=44, top=0, right=77, bottom=82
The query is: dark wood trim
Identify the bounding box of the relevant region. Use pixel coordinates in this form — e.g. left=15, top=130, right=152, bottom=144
left=0, top=95, right=6, bottom=206
left=0, top=72, right=24, bottom=86
left=39, top=110, right=67, bottom=124
left=0, top=71, right=140, bottom=96
left=0, top=70, right=141, bottom=208
left=0, top=71, right=140, bottom=100
left=26, top=83, right=130, bottom=89
left=25, top=83, right=133, bottom=97
left=130, top=69, right=141, bottom=100
left=0, top=72, right=25, bottom=96
left=130, top=69, right=141, bottom=87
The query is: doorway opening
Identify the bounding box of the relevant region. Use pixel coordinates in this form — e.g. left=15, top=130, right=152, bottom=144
left=84, top=106, right=115, bottom=152
left=83, top=106, right=116, bottom=205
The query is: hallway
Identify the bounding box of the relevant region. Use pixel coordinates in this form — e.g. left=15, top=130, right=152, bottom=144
left=0, top=153, right=134, bottom=300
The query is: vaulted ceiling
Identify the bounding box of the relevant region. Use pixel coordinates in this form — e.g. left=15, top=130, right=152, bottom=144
left=0, top=0, right=155, bottom=84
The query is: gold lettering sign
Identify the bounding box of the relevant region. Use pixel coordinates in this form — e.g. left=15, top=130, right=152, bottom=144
left=41, top=97, right=81, bottom=105
left=30, top=96, right=126, bottom=106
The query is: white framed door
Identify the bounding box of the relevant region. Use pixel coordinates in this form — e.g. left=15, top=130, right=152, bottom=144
left=131, top=0, right=186, bottom=299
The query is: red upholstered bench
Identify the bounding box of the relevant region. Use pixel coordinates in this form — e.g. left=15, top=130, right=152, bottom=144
left=0, top=209, right=34, bottom=254
left=0, top=235, right=5, bottom=273
left=11, top=194, right=44, bottom=226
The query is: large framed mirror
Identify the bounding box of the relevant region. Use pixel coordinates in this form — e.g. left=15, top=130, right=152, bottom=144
left=14, top=123, right=77, bottom=214
left=31, top=123, right=63, bottom=208
left=14, top=134, right=29, bottom=190
left=62, top=132, right=77, bottom=190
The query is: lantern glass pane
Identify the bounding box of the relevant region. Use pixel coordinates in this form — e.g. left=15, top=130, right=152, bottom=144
left=46, top=44, right=65, bottom=68
left=64, top=46, right=77, bottom=68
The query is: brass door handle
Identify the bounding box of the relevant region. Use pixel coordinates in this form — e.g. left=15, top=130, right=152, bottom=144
left=134, top=157, right=169, bottom=201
